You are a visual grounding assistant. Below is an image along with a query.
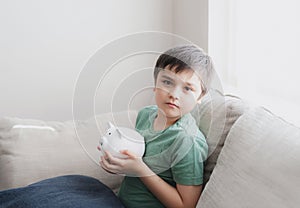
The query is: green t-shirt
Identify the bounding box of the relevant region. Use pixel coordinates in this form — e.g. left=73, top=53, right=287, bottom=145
left=118, top=105, right=208, bottom=208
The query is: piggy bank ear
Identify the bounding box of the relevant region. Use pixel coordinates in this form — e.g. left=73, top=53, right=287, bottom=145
left=108, top=122, right=115, bottom=129
left=116, top=128, right=123, bottom=138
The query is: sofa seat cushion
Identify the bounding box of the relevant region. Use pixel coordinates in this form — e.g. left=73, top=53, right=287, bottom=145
left=198, top=107, right=300, bottom=208
left=0, top=111, right=137, bottom=192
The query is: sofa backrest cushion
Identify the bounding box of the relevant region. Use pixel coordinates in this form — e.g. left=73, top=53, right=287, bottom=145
left=0, top=111, right=137, bottom=192
left=0, top=90, right=249, bottom=192
left=192, top=90, right=249, bottom=184
left=197, top=107, right=300, bottom=208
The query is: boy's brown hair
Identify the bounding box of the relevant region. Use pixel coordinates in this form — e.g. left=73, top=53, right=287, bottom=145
left=154, top=44, right=214, bottom=98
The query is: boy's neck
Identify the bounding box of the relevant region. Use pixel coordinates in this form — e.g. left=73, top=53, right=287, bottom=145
left=153, top=113, right=179, bottom=131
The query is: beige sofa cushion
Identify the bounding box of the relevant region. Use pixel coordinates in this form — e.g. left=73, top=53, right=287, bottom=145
left=198, top=107, right=300, bottom=208
left=192, top=90, right=248, bottom=184
left=0, top=111, right=137, bottom=192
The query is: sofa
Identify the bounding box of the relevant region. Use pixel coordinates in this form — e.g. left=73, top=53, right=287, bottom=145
left=0, top=90, right=299, bottom=208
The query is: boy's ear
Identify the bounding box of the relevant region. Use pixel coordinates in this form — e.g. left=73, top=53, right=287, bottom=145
left=197, top=93, right=205, bottom=104
left=197, top=98, right=202, bottom=104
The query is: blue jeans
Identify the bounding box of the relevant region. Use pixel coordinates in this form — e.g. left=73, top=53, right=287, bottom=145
left=0, top=175, right=124, bottom=208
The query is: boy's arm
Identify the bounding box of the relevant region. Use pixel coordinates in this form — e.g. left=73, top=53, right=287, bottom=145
left=140, top=173, right=202, bottom=208
left=100, top=150, right=202, bottom=208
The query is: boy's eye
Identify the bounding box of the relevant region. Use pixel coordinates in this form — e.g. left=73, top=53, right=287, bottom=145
left=184, top=86, right=193, bottom=91
left=162, top=80, right=172, bottom=85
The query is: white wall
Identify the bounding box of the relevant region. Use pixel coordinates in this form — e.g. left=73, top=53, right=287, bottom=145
left=173, top=0, right=208, bottom=51
left=208, top=0, right=233, bottom=84
left=209, top=0, right=300, bottom=127
left=0, top=0, right=173, bottom=121
left=0, top=0, right=210, bottom=121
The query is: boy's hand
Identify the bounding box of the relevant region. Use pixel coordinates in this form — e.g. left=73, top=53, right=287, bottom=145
left=100, top=150, right=152, bottom=177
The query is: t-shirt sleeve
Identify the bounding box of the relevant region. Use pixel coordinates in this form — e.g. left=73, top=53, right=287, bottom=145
left=135, top=105, right=155, bottom=132
left=171, top=134, right=208, bottom=185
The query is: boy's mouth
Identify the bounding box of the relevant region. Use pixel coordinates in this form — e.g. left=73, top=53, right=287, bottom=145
left=166, top=102, right=179, bottom=108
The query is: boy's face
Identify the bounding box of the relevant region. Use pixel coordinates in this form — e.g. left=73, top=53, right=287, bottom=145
left=154, top=66, right=203, bottom=122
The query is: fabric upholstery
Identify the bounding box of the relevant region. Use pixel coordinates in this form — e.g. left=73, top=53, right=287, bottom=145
left=192, top=90, right=249, bottom=183
left=197, top=107, right=300, bottom=208
left=0, top=111, right=137, bottom=192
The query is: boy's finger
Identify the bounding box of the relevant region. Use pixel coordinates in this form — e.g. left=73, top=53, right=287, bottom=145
left=105, top=151, right=121, bottom=164
left=100, top=160, right=117, bottom=174
left=120, top=150, right=136, bottom=158
left=101, top=156, right=116, bottom=169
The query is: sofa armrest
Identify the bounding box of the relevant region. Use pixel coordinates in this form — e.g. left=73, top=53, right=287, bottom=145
left=198, top=107, right=300, bottom=207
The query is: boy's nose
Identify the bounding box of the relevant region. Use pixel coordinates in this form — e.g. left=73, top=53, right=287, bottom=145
left=169, top=87, right=181, bottom=99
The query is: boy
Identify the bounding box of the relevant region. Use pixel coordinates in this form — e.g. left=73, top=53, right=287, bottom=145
left=100, top=45, right=213, bottom=207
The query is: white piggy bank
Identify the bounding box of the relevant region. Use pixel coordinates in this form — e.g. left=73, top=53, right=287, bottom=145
left=99, top=122, right=145, bottom=158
